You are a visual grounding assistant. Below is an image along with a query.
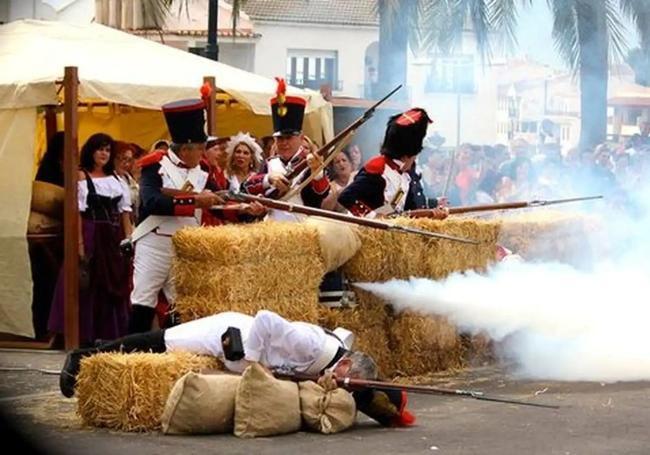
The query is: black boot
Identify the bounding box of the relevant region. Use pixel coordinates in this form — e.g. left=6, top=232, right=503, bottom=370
left=59, top=347, right=97, bottom=398
left=96, top=330, right=167, bottom=354
left=128, top=305, right=156, bottom=334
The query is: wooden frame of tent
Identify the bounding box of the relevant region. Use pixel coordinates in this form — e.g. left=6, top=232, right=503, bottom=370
left=0, top=69, right=219, bottom=350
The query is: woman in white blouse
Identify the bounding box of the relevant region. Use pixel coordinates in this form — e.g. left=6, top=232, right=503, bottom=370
left=224, top=132, right=263, bottom=192
left=48, top=133, right=132, bottom=346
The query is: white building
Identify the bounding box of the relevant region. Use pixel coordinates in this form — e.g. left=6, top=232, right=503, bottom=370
left=238, top=0, right=378, bottom=98
left=495, top=63, right=650, bottom=149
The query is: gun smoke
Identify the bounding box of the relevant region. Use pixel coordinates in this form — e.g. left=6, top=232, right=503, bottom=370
left=357, top=186, right=650, bottom=383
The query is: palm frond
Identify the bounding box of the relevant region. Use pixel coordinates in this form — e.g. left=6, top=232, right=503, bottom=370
left=231, top=0, right=249, bottom=32
left=619, top=0, right=650, bottom=53
left=547, top=0, right=580, bottom=72
left=141, top=0, right=173, bottom=29
left=603, top=0, right=629, bottom=65
left=467, top=0, right=493, bottom=61
left=489, top=0, right=520, bottom=54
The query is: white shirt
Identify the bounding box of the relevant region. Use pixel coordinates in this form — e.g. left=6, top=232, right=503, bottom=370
left=164, top=311, right=254, bottom=373
left=77, top=175, right=132, bottom=213
left=164, top=310, right=329, bottom=374
left=262, top=147, right=325, bottom=223
left=245, top=310, right=328, bottom=374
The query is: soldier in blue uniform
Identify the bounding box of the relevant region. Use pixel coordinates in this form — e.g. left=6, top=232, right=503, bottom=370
left=338, top=108, right=448, bottom=220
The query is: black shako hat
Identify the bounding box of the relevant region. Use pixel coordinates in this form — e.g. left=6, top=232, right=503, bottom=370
left=381, top=108, right=433, bottom=159
left=352, top=387, right=415, bottom=427
left=271, top=77, right=306, bottom=137
left=162, top=99, right=208, bottom=144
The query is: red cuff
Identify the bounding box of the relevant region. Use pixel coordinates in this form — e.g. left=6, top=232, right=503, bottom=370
left=311, top=175, right=330, bottom=194
left=243, top=174, right=265, bottom=195
left=222, top=201, right=241, bottom=222
left=349, top=200, right=373, bottom=217
left=173, top=196, right=195, bottom=216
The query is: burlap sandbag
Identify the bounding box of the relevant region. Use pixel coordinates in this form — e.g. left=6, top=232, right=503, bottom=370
left=234, top=363, right=301, bottom=438
left=305, top=217, right=362, bottom=272
left=161, top=372, right=240, bottom=435
left=299, top=381, right=356, bottom=434
left=27, top=211, right=62, bottom=234
left=31, top=180, right=64, bottom=219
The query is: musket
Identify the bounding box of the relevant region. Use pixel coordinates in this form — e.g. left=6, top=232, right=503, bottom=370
left=276, top=373, right=559, bottom=410
left=225, top=192, right=479, bottom=244
left=266, top=84, right=403, bottom=199
left=403, top=195, right=604, bottom=218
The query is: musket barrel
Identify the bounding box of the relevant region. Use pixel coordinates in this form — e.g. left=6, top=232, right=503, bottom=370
left=230, top=193, right=478, bottom=243
left=340, top=377, right=559, bottom=409
left=405, top=195, right=604, bottom=218
left=447, top=201, right=529, bottom=215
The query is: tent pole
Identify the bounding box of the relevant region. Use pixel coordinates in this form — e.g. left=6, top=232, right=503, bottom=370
left=63, top=66, right=80, bottom=350
left=204, top=76, right=216, bottom=136
left=44, top=105, right=58, bottom=144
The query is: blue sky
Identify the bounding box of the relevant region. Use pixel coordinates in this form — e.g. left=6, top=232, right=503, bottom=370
left=515, top=1, right=641, bottom=69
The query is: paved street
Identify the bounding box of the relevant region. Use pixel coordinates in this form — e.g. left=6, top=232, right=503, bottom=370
left=0, top=349, right=648, bottom=455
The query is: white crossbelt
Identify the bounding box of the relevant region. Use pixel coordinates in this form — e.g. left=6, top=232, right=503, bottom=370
left=130, top=155, right=199, bottom=243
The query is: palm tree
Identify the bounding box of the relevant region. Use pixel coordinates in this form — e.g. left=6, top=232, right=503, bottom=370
left=543, top=0, right=649, bottom=151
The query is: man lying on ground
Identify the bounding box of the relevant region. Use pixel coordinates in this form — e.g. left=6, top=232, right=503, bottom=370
left=59, top=309, right=414, bottom=427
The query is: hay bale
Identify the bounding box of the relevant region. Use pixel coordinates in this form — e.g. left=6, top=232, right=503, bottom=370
left=497, top=210, right=599, bottom=265
left=389, top=313, right=463, bottom=376
left=345, top=217, right=499, bottom=281
left=76, top=352, right=219, bottom=432
left=318, top=304, right=393, bottom=377
left=342, top=217, right=500, bottom=376
left=173, top=221, right=325, bottom=323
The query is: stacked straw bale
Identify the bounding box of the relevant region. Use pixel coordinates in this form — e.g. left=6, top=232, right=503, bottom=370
left=336, top=217, right=501, bottom=377
left=497, top=210, right=600, bottom=265
left=173, top=222, right=325, bottom=324
left=76, top=352, right=218, bottom=432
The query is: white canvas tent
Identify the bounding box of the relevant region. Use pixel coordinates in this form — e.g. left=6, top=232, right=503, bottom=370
left=0, top=19, right=333, bottom=338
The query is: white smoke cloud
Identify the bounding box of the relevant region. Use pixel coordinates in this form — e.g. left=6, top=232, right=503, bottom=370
left=356, top=258, right=650, bottom=383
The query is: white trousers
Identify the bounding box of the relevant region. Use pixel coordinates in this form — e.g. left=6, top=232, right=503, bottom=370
left=131, top=232, right=175, bottom=309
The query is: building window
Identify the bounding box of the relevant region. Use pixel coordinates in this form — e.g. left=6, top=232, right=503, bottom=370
left=561, top=126, right=570, bottom=142
left=286, top=50, right=339, bottom=91
left=521, top=121, right=538, bottom=133
left=425, top=55, right=475, bottom=94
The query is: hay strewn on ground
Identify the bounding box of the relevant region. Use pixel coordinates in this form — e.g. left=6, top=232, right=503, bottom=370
left=173, top=221, right=324, bottom=323
left=76, top=352, right=218, bottom=432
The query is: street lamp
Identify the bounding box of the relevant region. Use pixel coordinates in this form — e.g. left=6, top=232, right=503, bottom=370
left=205, top=0, right=219, bottom=61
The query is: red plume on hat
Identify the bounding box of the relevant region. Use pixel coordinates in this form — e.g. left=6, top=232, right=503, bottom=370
left=275, top=77, right=288, bottom=117
left=200, top=82, right=212, bottom=107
